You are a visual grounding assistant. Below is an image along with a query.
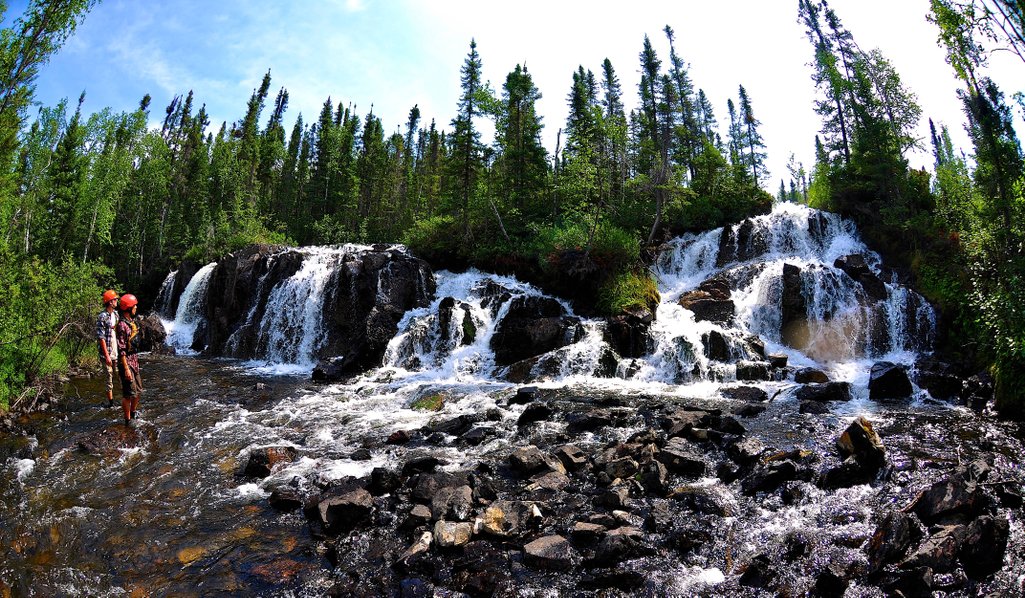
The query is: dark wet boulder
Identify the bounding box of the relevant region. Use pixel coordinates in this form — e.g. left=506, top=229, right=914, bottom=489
left=865, top=510, right=924, bottom=572
left=318, top=488, right=373, bottom=534
left=663, top=409, right=712, bottom=438
left=781, top=263, right=806, bottom=329
left=800, top=400, right=830, bottom=415
left=913, top=356, right=965, bottom=401
left=959, top=515, right=1009, bottom=579
left=962, top=372, right=994, bottom=410
left=736, top=360, right=771, bottom=381
left=410, top=471, right=470, bottom=502
left=795, top=367, right=830, bottom=384
left=766, top=353, right=788, bottom=368
left=437, top=297, right=477, bottom=346
left=588, top=532, right=645, bottom=567
left=741, top=459, right=799, bottom=495
left=901, top=525, right=966, bottom=573
left=796, top=382, right=852, bottom=402
left=678, top=290, right=734, bottom=324
left=510, top=446, right=563, bottom=476
left=565, top=410, right=612, bottom=433
left=834, top=254, right=887, bottom=302
left=837, top=417, right=885, bottom=469
left=491, top=296, right=582, bottom=366
left=268, top=488, right=303, bottom=512
left=368, top=467, right=401, bottom=496
left=604, top=306, right=654, bottom=359
left=524, top=535, right=578, bottom=570
left=555, top=444, right=589, bottom=472
left=430, top=485, right=473, bottom=521
left=510, top=385, right=540, bottom=405
left=243, top=446, right=298, bottom=478
left=401, top=456, right=445, bottom=476
left=729, top=437, right=766, bottom=465
left=909, top=473, right=985, bottom=524
left=517, top=403, right=554, bottom=427
left=819, top=456, right=878, bottom=489
left=657, top=437, right=707, bottom=475
left=135, top=314, right=168, bottom=353
left=721, top=386, right=769, bottom=403
left=702, top=330, right=732, bottom=362
left=869, top=362, right=913, bottom=400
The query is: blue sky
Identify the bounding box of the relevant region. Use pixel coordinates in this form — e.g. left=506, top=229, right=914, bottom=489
left=7, top=0, right=1023, bottom=185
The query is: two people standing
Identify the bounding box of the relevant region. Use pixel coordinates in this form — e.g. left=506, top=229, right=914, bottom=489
left=95, top=290, right=144, bottom=426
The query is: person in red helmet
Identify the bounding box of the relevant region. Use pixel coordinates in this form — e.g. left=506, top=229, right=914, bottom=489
left=96, top=290, right=120, bottom=407
left=115, top=293, right=143, bottom=425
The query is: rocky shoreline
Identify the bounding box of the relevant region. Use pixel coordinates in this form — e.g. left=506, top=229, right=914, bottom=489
left=238, top=384, right=1024, bottom=596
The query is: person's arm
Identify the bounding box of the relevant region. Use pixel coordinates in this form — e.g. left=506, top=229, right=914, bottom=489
left=116, top=322, right=133, bottom=380
left=100, top=339, right=111, bottom=366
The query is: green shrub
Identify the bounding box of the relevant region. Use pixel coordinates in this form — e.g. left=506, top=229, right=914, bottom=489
left=402, top=215, right=463, bottom=263
left=596, top=271, right=660, bottom=316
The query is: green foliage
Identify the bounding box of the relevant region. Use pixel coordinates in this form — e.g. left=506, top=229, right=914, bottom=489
left=531, top=218, right=639, bottom=274
left=411, top=393, right=445, bottom=412
left=402, top=215, right=464, bottom=263
left=595, top=271, right=660, bottom=316
left=0, top=249, right=108, bottom=408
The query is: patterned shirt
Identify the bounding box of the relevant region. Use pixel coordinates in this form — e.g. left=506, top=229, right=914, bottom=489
left=116, top=316, right=139, bottom=371
left=96, top=310, right=119, bottom=361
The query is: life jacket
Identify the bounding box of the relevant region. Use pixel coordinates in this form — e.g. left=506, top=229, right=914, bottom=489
left=121, top=316, right=141, bottom=355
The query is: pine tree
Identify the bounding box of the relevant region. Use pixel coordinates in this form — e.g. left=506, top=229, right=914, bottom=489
left=447, top=39, right=486, bottom=238
left=738, top=85, right=768, bottom=186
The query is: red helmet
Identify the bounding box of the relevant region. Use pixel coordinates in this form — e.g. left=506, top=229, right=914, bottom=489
left=102, top=289, right=119, bottom=304
left=119, top=294, right=139, bottom=311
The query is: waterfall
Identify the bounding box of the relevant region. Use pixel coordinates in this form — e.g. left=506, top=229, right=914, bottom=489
left=164, top=262, right=217, bottom=352
left=646, top=202, right=936, bottom=380
left=153, top=270, right=178, bottom=317
left=251, top=245, right=369, bottom=367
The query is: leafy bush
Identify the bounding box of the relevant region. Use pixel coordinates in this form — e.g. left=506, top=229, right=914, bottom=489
left=595, top=271, right=660, bottom=316
left=402, top=215, right=464, bottom=264
left=0, top=249, right=109, bottom=409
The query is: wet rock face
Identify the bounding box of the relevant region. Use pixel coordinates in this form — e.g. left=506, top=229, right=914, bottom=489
left=677, top=291, right=735, bottom=324
left=319, top=248, right=436, bottom=376
left=780, top=263, right=806, bottom=330
left=834, top=254, right=887, bottom=302
left=491, top=296, right=582, bottom=366
left=203, top=245, right=300, bottom=357
left=76, top=424, right=157, bottom=456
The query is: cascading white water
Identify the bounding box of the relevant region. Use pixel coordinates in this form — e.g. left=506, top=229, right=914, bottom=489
left=382, top=270, right=549, bottom=383
left=251, top=245, right=372, bottom=368
left=164, top=262, right=217, bottom=352
left=644, top=202, right=936, bottom=384
left=153, top=270, right=178, bottom=317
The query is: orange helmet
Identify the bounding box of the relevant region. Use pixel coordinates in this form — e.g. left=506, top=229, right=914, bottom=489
left=119, top=294, right=139, bottom=311
left=102, top=289, right=119, bottom=304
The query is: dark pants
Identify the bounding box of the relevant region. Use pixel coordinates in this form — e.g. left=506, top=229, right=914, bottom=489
left=119, top=362, right=143, bottom=398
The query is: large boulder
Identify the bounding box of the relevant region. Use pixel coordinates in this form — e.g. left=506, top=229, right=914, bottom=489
left=796, top=382, right=852, bottom=403
left=243, top=446, right=298, bottom=478
left=523, top=535, right=578, bottom=570
left=836, top=417, right=885, bottom=470
left=491, top=296, right=582, bottom=366
left=604, top=306, right=654, bottom=359
left=678, top=291, right=734, bottom=324
left=913, top=356, right=964, bottom=401
left=869, top=362, right=913, bottom=400
left=317, top=488, right=373, bottom=534
left=135, top=314, right=168, bottom=353
left=437, top=297, right=477, bottom=347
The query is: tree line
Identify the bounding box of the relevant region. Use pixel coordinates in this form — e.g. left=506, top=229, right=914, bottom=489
left=1, top=0, right=1024, bottom=418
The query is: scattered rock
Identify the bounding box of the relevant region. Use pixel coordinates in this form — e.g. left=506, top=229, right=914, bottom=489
left=721, top=386, right=769, bottom=403
left=702, top=330, right=732, bottom=362
left=909, top=474, right=985, bottom=524
left=481, top=501, right=542, bottom=538
left=865, top=510, right=923, bottom=572
left=800, top=400, right=830, bottom=415
left=523, top=535, right=578, bottom=570
left=658, top=437, right=707, bottom=475
left=836, top=417, right=885, bottom=469
left=268, top=488, right=303, bottom=511
left=243, top=446, right=298, bottom=478
left=555, top=444, right=589, bottom=472
left=728, top=437, right=766, bottom=465
left=570, top=521, right=606, bottom=545
left=318, top=488, right=373, bottom=534
left=510, top=386, right=539, bottom=405
left=678, top=290, right=735, bottom=324
left=565, top=410, right=612, bottom=433
left=959, top=515, right=1009, bottom=579
left=430, top=485, right=473, bottom=521
left=901, top=524, right=965, bottom=573
left=386, top=430, right=411, bottom=445
left=433, top=520, right=473, bottom=548
left=766, top=353, right=788, bottom=368
left=739, top=554, right=777, bottom=589
left=517, top=403, right=554, bottom=427
left=796, top=382, right=852, bottom=402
